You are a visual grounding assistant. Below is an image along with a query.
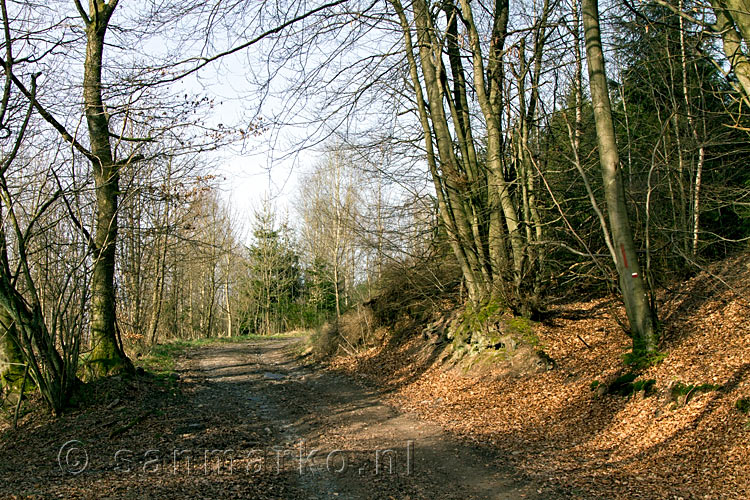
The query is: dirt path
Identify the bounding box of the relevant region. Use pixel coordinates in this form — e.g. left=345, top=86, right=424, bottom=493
left=0, top=337, right=555, bottom=499
left=179, top=337, right=546, bottom=499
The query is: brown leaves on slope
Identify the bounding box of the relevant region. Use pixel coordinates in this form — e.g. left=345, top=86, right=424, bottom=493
left=331, top=254, right=750, bottom=499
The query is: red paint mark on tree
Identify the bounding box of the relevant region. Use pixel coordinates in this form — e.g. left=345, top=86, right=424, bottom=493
left=621, top=243, right=628, bottom=268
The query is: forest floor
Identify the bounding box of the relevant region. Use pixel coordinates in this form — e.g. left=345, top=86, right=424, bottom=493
left=330, top=254, right=750, bottom=499
left=0, top=336, right=560, bottom=499
left=2, top=257, right=749, bottom=499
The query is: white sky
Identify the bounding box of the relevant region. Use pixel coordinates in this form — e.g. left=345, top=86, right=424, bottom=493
left=175, top=53, right=316, bottom=240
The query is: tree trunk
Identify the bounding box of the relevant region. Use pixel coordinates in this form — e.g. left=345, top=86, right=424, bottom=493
left=582, top=0, right=658, bottom=353
left=458, top=0, right=527, bottom=303
left=0, top=307, right=25, bottom=393
left=390, top=0, right=483, bottom=301
left=224, top=252, right=232, bottom=337
left=148, top=231, right=167, bottom=344
left=82, top=2, right=132, bottom=376
left=710, top=0, right=750, bottom=100
left=678, top=1, right=706, bottom=256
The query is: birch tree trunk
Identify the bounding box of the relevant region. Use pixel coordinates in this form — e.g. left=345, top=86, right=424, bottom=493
left=225, top=252, right=232, bottom=338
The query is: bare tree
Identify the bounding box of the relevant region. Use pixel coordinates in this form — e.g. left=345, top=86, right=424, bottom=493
left=297, top=147, right=361, bottom=320
left=0, top=0, right=82, bottom=410
left=582, top=0, right=658, bottom=353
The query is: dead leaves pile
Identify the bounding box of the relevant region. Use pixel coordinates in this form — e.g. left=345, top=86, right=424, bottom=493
left=331, top=254, right=750, bottom=499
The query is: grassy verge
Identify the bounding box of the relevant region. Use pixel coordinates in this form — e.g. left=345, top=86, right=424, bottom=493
left=2, top=334, right=295, bottom=422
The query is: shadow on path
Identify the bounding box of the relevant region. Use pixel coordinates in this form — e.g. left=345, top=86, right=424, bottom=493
left=183, top=338, right=564, bottom=499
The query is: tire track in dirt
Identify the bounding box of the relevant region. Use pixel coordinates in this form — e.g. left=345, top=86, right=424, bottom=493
left=185, top=337, right=548, bottom=499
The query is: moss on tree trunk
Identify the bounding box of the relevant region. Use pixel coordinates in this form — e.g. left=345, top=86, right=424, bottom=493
left=0, top=308, right=30, bottom=393
left=80, top=1, right=133, bottom=378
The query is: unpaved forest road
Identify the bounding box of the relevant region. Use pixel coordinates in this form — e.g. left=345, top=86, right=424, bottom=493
left=176, top=337, right=547, bottom=499
left=0, top=337, right=563, bottom=499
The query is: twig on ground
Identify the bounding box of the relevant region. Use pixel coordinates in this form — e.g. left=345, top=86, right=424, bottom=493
left=577, top=334, right=592, bottom=349
left=109, top=410, right=155, bottom=438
